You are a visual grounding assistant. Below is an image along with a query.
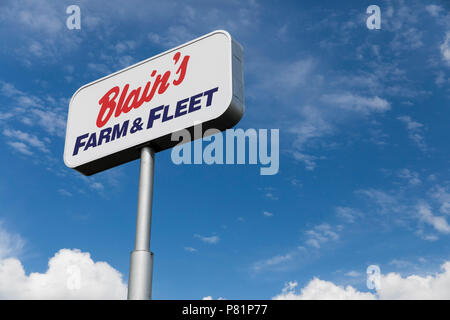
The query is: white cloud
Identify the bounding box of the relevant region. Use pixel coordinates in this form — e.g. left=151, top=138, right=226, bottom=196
left=0, top=112, right=14, bottom=121
left=273, top=261, right=450, bottom=299
left=417, top=203, right=450, bottom=234
left=431, top=186, right=450, bottom=214
left=397, top=169, right=421, bottom=186
left=435, top=71, right=448, bottom=87
left=149, top=25, right=196, bottom=48
left=148, top=32, right=161, bottom=44
left=397, top=115, right=427, bottom=151
left=288, top=91, right=390, bottom=170
left=389, top=259, right=415, bottom=269
left=0, top=82, right=23, bottom=97
left=0, top=223, right=25, bottom=260
left=90, top=182, right=105, bottom=191
left=264, top=191, right=279, bottom=200
left=194, top=234, right=220, bottom=244
left=397, top=115, right=423, bottom=131
left=202, top=295, right=225, bottom=300
left=3, top=128, right=49, bottom=153
left=440, top=32, right=450, bottom=65
left=31, top=109, right=67, bottom=137
left=426, top=5, right=443, bottom=17
left=184, top=247, right=197, bottom=252
left=275, top=58, right=316, bottom=90
left=291, top=105, right=333, bottom=150
left=0, top=223, right=126, bottom=299
left=291, top=152, right=319, bottom=171
left=357, top=188, right=402, bottom=213
left=377, top=262, right=450, bottom=299
left=87, top=63, right=111, bottom=76
left=117, top=55, right=136, bottom=69
left=0, top=249, right=127, bottom=299
left=114, top=40, right=136, bottom=54
left=0, top=0, right=82, bottom=61
left=422, top=234, right=439, bottom=242
left=6, top=141, right=33, bottom=156
left=12, top=2, right=62, bottom=35
left=345, top=271, right=361, bottom=277
left=305, top=224, right=340, bottom=249
left=0, top=81, right=67, bottom=138
left=357, top=183, right=450, bottom=240
left=273, top=279, right=375, bottom=300
left=336, top=206, right=361, bottom=223
left=289, top=105, right=332, bottom=170
left=322, top=93, right=390, bottom=114
left=252, top=252, right=296, bottom=273
left=58, top=189, right=73, bottom=197
left=263, top=211, right=273, bottom=217
left=390, top=27, right=423, bottom=51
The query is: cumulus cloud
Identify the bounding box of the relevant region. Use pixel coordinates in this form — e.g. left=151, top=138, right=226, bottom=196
left=376, top=262, right=450, bottom=299
left=0, top=223, right=127, bottom=299
left=202, top=295, right=225, bottom=300
left=273, top=279, right=375, bottom=300
left=0, top=249, right=127, bottom=299
left=273, top=261, right=450, bottom=299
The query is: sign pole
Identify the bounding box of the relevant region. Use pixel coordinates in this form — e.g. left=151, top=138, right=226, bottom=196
left=128, top=146, right=155, bottom=300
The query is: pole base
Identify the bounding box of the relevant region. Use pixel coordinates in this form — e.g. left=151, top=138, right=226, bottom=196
left=127, top=250, right=154, bottom=300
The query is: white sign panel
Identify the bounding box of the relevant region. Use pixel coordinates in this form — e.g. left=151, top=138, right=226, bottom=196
left=64, top=30, right=244, bottom=175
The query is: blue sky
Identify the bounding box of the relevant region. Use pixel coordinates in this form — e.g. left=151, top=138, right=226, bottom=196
left=0, top=0, right=450, bottom=299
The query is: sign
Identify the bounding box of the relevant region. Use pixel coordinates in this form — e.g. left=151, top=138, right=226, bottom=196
left=64, top=30, right=244, bottom=175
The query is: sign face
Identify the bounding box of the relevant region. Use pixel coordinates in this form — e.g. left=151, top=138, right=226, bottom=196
left=64, top=30, right=244, bottom=175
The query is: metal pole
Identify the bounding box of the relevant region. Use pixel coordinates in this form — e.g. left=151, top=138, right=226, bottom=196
left=128, top=146, right=155, bottom=300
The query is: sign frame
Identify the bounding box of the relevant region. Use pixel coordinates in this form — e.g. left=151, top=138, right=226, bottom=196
left=64, top=30, right=244, bottom=176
